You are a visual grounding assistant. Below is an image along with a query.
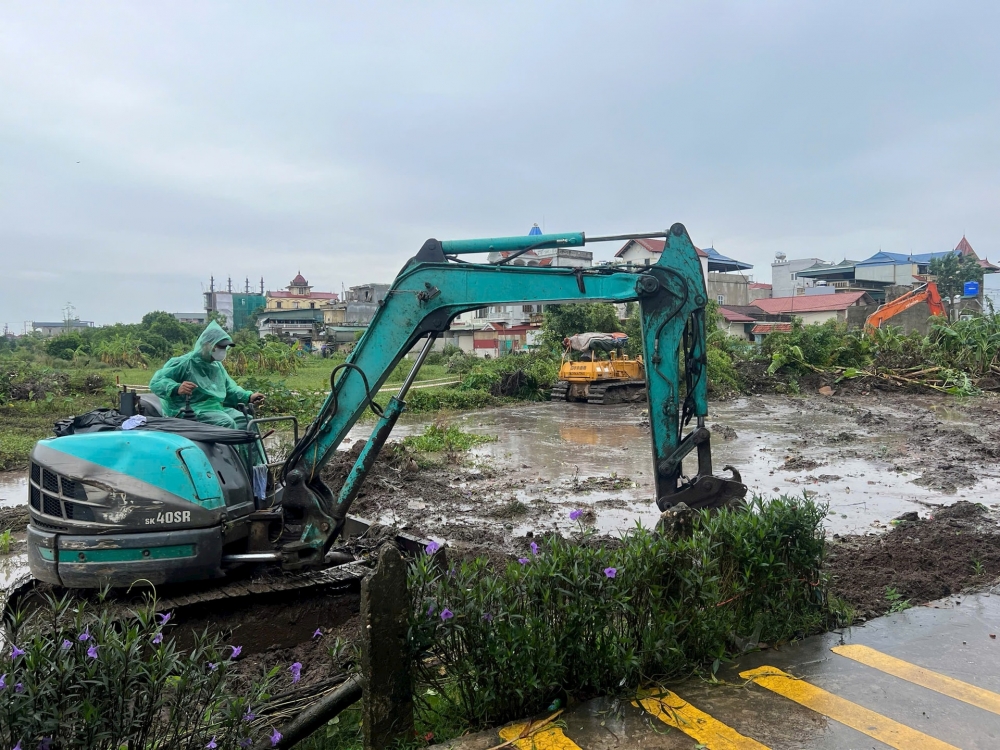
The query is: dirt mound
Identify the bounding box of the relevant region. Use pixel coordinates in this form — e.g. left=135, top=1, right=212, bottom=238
left=712, top=424, right=738, bottom=440
left=0, top=505, right=29, bottom=533
left=825, top=501, right=1000, bottom=620
left=781, top=456, right=821, bottom=471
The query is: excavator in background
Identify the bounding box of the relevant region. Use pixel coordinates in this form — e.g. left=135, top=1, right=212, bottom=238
left=865, top=281, right=946, bottom=331
left=19, top=223, right=746, bottom=600
left=550, top=332, right=646, bottom=404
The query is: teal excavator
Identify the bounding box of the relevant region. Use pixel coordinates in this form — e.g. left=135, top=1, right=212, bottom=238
left=23, top=224, right=745, bottom=590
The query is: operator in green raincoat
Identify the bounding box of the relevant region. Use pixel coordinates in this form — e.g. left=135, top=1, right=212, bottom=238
left=150, top=321, right=265, bottom=429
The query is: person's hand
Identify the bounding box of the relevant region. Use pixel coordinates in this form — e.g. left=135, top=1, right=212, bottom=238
left=250, top=392, right=266, bottom=405
left=177, top=381, right=198, bottom=396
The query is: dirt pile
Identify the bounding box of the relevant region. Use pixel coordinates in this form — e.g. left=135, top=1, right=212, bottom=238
left=0, top=505, right=29, bottom=533
left=825, top=501, right=1000, bottom=620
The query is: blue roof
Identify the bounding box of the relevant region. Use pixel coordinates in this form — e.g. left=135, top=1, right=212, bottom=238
left=858, top=250, right=958, bottom=266
left=528, top=224, right=542, bottom=236
left=703, top=246, right=753, bottom=271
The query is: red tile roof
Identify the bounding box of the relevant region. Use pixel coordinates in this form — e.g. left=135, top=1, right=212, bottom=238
left=751, top=322, right=792, bottom=335
left=291, top=273, right=308, bottom=285
left=718, top=307, right=756, bottom=323
left=751, top=291, right=870, bottom=315
left=268, top=291, right=339, bottom=300
left=614, top=238, right=709, bottom=259
left=748, top=282, right=772, bottom=290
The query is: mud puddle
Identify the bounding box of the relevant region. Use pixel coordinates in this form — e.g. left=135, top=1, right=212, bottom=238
left=0, top=471, right=26, bottom=508
left=344, top=394, right=1000, bottom=549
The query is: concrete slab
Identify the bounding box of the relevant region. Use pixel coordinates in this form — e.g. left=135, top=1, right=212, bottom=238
left=430, top=592, right=1000, bottom=750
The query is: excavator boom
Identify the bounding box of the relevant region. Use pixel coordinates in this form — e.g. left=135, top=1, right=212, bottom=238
left=278, top=223, right=746, bottom=568
left=865, top=282, right=946, bottom=331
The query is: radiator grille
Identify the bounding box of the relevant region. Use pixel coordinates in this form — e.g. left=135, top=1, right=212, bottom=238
left=42, top=494, right=62, bottom=518
left=64, top=502, right=95, bottom=522
left=29, top=486, right=40, bottom=511
left=42, top=469, right=60, bottom=493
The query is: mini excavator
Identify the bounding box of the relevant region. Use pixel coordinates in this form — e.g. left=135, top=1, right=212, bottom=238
left=23, top=223, right=746, bottom=589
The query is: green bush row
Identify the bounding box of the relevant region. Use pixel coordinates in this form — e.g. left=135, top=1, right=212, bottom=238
left=408, top=495, right=829, bottom=727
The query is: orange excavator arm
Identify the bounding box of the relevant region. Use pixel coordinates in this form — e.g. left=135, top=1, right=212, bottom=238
left=865, top=282, right=946, bottom=331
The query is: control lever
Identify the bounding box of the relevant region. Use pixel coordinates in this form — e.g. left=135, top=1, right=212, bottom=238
left=178, top=394, right=196, bottom=420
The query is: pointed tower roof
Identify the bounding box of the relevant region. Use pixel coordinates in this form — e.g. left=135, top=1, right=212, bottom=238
left=291, top=272, right=308, bottom=286
left=955, top=236, right=976, bottom=257
left=528, top=223, right=542, bottom=236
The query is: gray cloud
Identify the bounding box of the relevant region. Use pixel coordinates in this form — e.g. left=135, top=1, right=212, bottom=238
left=2, top=1, right=999, bottom=328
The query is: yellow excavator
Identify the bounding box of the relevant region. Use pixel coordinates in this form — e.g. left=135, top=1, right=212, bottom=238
left=550, top=332, right=646, bottom=404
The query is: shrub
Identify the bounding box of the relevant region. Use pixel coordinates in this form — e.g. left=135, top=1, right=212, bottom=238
left=2, top=594, right=278, bottom=749
left=408, top=495, right=828, bottom=727
left=461, top=354, right=559, bottom=399
left=402, top=423, right=497, bottom=452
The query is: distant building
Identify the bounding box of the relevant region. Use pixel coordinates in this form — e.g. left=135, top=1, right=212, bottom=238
left=204, top=276, right=266, bottom=332
left=172, top=312, right=207, bottom=325
left=770, top=255, right=831, bottom=298
left=614, top=239, right=755, bottom=307
left=748, top=282, right=772, bottom=301
left=323, top=284, right=390, bottom=326
left=32, top=319, right=94, bottom=337
left=266, top=273, right=338, bottom=312
left=256, top=308, right=325, bottom=345
left=752, top=291, right=875, bottom=325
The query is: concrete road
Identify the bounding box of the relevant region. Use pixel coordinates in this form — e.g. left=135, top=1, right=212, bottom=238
left=433, top=591, right=1000, bottom=749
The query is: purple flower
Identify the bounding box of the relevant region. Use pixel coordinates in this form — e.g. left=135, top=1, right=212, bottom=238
left=156, top=612, right=172, bottom=626
left=243, top=710, right=256, bottom=722
left=14, top=683, right=23, bottom=694
left=14, top=742, right=22, bottom=750
left=570, top=509, right=583, bottom=521
left=482, top=612, right=493, bottom=622
left=38, top=739, right=52, bottom=750
left=440, top=608, right=454, bottom=621
left=61, top=640, right=72, bottom=650
left=290, top=662, right=302, bottom=684
left=518, top=557, right=529, bottom=565
left=78, top=628, right=90, bottom=642
left=425, top=541, right=440, bottom=555
left=312, top=628, right=322, bottom=639
left=0, top=674, right=6, bottom=689
left=208, top=663, right=218, bottom=672
left=426, top=603, right=435, bottom=617
left=206, top=738, right=217, bottom=749
left=10, top=646, right=24, bottom=659
left=270, top=727, right=282, bottom=746
left=230, top=645, right=242, bottom=659
left=530, top=541, right=539, bottom=555
left=87, top=645, right=99, bottom=659
left=604, top=567, right=617, bottom=579
left=240, top=740, right=252, bottom=748
left=152, top=632, right=163, bottom=645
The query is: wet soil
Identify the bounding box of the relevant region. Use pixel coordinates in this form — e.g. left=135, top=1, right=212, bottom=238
left=826, top=501, right=1000, bottom=621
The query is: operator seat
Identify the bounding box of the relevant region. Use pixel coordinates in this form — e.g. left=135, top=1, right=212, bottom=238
left=139, top=393, right=164, bottom=417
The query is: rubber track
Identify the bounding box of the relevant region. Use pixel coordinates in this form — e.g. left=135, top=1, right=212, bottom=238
left=587, top=379, right=647, bottom=405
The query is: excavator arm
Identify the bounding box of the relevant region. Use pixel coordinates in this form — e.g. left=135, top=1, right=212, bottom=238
left=277, top=223, right=746, bottom=569
left=865, top=282, right=946, bottom=331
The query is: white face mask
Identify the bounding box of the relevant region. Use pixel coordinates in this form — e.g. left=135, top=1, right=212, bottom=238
left=212, top=346, right=229, bottom=362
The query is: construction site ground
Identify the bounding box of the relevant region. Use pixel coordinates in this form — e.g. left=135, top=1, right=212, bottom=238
left=3, top=390, right=1000, bottom=735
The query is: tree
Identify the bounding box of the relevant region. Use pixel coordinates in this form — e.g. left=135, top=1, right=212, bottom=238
left=540, top=303, right=622, bottom=351
left=929, top=253, right=984, bottom=300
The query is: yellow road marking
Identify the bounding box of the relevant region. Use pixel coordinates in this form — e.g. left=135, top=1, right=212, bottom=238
left=637, top=691, right=770, bottom=749
left=740, top=666, right=960, bottom=750
left=832, top=643, right=1000, bottom=716
left=498, top=721, right=581, bottom=749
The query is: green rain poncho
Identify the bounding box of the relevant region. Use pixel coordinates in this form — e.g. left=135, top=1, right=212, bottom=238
left=149, top=321, right=252, bottom=429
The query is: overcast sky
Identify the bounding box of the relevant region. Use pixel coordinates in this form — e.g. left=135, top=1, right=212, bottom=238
left=2, top=1, right=999, bottom=329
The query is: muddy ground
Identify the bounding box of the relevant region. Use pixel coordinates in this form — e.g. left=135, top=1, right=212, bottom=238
left=5, top=390, right=1000, bottom=701
left=826, top=501, right=1000, bottom=621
